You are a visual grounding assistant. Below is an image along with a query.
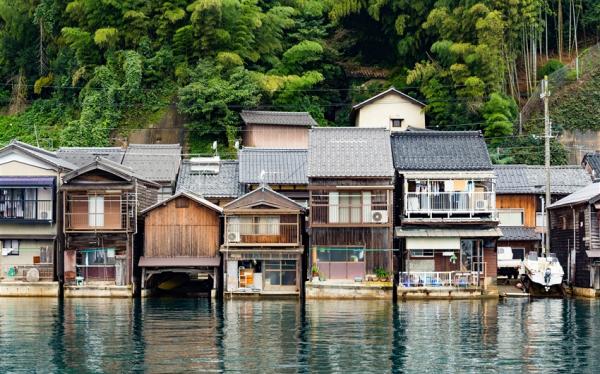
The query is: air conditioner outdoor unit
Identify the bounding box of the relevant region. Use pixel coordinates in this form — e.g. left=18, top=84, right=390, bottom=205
left=371, top=210, right=388, bottom=223
left=476, top=200, right=486, bottom=209
left=227, top=231, right=241, bottom=243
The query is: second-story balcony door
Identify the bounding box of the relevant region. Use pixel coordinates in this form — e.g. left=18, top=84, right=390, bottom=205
left=88, top=196, right=104, bottom=227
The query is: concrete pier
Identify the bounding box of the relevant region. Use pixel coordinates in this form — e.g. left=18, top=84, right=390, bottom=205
left=0, top=282, right=59, bottom=297
left=64, top=285, right=132, bottom=298
left=305, top=281, right=393, bottom=299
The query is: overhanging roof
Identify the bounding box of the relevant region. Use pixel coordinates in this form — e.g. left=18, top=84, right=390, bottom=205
left=498, top=226, right=541, bottom=241
left=0, top=176, right=55, bottom=187
left=141, top=190, right=222, bottom=214
left=138, top=257, right=220, bottom=267
left=586, top=250, right=600, bottom=258
left=395, top=227, right=503, bottom=238
left=352, top=87, right=425, bottom=110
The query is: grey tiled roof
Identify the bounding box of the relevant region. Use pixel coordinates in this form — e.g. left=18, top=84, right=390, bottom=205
left=583, top=152, right=600, bottom=177
left=499, top=226, right=541, bottom=241
left=121, top=144, right=182, bottom=183
left=240, top=110, right=317, bottom=127
left=8, top=140, right=78, bottom=170
left=177, top=160, right=243, bottom=198
left=391, top=131, right=493, bottom=171
left=549, top=181, right=600, bottom=209
left=308, top=127, right=394, bottom=178
left=494, top=165, right=591, bottom=194
left=56, top=147, right=125, bottom=167
left=239, top=148, right=308, bottom=184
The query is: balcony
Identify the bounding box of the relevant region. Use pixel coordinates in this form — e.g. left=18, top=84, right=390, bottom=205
left=0, top=200, right=53, bottom=222
left=399, top=271, right=483, bottom=288
left=1, top=263, right=53, bottom=281
left=224, top=221, right=300, bottom=247
left=64, top=194, right=135, bottom=232
left=404, top=191, right=495, bottom=218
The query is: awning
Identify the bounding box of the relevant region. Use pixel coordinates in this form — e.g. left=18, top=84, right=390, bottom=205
left=395, top=227, right=503, bottom=238
left=498, top=226, right=541, bottom=241
left=586, top=251, right=600, bottom=258
left=138, top=256, right=220, bottom=267
left=0, top=176, right=55, bottom=187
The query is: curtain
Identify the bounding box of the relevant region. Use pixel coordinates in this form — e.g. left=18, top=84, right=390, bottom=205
left=328, top=192, right=339, bottom=223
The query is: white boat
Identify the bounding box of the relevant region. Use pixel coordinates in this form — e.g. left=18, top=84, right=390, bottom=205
left=520, top=251, right=564, bottom=294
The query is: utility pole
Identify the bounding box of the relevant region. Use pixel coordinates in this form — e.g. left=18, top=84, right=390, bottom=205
left=541, top=76, right=551, bottom=255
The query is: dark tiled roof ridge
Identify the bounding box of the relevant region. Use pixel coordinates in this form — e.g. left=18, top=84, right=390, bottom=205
left=242, top=110, right=311, bottom=115
left=392, top=130, right=483, bottom=136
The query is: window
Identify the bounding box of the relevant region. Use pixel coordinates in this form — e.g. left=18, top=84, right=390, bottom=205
left=88, top=196, right=104, bottom=227
left=498, top=209, right=524, bottom=226
left=264, top=260, right=296, bottom=287
left=391, top=118, right=404, bottom=128
left=327, top=191, right=386, bottom=224
left=228, top=216, right=280, bottom=235
left=175, top=198, right=189, bottom=208
left=79, top=248, right=116, bottom=267
left=316, top=247, right=365, bottom=262
left=411, top=249, right=434, bottom=257
left=0, top=188, right=39, bottom=219
left=1, top=240, right=19, bottom=256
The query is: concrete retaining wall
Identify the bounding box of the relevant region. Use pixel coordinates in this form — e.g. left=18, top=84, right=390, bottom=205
left=64, top=285, right=132, bottom=298
left=0, top=282, right=59, bottom=297
left=571, top=286, right=599, bottom=298
left=398, top=287, right=498, bottom=300
left=305, top=282, right=392, bottom=299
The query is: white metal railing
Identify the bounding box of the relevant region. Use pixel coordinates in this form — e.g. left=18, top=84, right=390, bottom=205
left=405, top=191, right=495, bottom=214
left=399, top=271, right=481, bottom=288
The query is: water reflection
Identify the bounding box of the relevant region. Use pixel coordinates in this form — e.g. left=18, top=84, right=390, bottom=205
left=1, top=298, right=600, bottom=372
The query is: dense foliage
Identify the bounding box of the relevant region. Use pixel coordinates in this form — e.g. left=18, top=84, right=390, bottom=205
left=0, top=0, right=599, bottom=160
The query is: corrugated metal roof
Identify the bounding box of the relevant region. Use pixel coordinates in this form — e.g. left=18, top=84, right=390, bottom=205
left=549, top=181, right=600, bottom=209
left=56, top=147, right=125, bottom=167
left=308, top=127, right=394, bottom=178
left=177, top=160, right=243, bottom=198
left=499, top=226, right=541, bottom=241
left=395, top=227, right=503, bottom=237
left=240, top=111, right=317, bottom=127
left=391, top=131, right=493, bottom=171
left=494, top=165, right=591, bottom=194
left=121, top=144, right=182, bottom=183
left=239, top=148, right=307, bottom=185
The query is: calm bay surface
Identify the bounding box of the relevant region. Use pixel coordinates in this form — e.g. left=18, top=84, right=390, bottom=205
left=1, top=297, right=599, bottom=373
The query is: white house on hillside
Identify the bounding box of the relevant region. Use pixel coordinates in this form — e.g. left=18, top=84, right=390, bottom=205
left=351, top=87, right=426, bottom=131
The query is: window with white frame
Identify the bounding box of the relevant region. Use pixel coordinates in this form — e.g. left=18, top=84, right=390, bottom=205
left=410, top=249, right=434, bottom=257
left=498, top=209, right=524, bottom=226
left=1, top=239, right=19, bottom=256
left=88, top=195, right=105, bottom=227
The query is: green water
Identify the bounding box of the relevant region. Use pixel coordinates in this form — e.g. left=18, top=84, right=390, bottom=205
left=0, top=298, right=598, bottom=373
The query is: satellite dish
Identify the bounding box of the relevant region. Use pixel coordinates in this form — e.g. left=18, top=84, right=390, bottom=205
left=26, top=268, right=40, bottom=282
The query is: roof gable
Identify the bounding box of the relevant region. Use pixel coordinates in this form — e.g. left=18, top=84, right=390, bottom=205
left=239, top=148, right=308, bottom=185
left=391, top=131, right=492, bottom=171
left=63, top=157, right=160, bottom=187
left=308, top=127, right=394, bottom=178
left=141, top=190, right=222, bottom=214
left=352, top=87, right=425, bottom=110
left=121, top=144, right=182, bottom=182
left=583, top=152, right=600, bottom=177
left=240, top=111, right=317, bottom=127
left=223, top=185, right=304, bottom=212
left=549, top=181, right=600, bottom=209
left=0, top=141, right=76, bottom=170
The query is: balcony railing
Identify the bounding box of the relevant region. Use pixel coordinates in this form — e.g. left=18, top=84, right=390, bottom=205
left=399, top=271, right=482, bottom=288
left=310, top=204, right=391, bottom=225
left=0, top=200, right=53, bottom=221
left=405, top=191, right=494, bottom=215
left=1, top=263, right=54, bottom=281
left=224, top=222, right=299, bottom=246
left=65, top=212, right=133, bottom=232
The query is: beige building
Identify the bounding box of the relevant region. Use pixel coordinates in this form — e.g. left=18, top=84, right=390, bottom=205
left=0, top=140, right=76, bottom=286
left=240, top=110, right=316, bottom=149
left=351, top=87, right=426, bottom=131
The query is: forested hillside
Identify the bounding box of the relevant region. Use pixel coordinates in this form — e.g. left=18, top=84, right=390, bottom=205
left=1, top=0, right=599, bottom=161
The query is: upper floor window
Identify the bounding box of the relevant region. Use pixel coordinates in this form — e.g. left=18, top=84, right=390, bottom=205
left=391, top=118, right=404, bottom=128
left=0, top=188, right=52, bottom=220
left=88, top=196, right=105, bottom=227
left=498, top=209, right=524, bottom=226
left=312, top=191, right=389, bottom=224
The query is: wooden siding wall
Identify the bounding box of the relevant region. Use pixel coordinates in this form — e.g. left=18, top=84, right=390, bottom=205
left=484, top=247, right=497, bottom=277
left=243, top=124, right=309, bottom=149
left=144, top=197, right=220, bottom=258
left=550, top=205, right=591, bottom=287
left=497, top=195, right=536, bottom=227
left=310, top=227, right=393, bottom=272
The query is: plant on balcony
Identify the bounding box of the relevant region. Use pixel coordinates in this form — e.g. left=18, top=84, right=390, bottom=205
left=374, top=267, right=390, bottom=282
left=311, top=263, right=320, bottom=277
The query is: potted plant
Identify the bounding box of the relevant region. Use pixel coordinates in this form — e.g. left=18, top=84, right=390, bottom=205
left=374, top=267, right=390, bottom=282
left=311, top=264, right=320, bottom=282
